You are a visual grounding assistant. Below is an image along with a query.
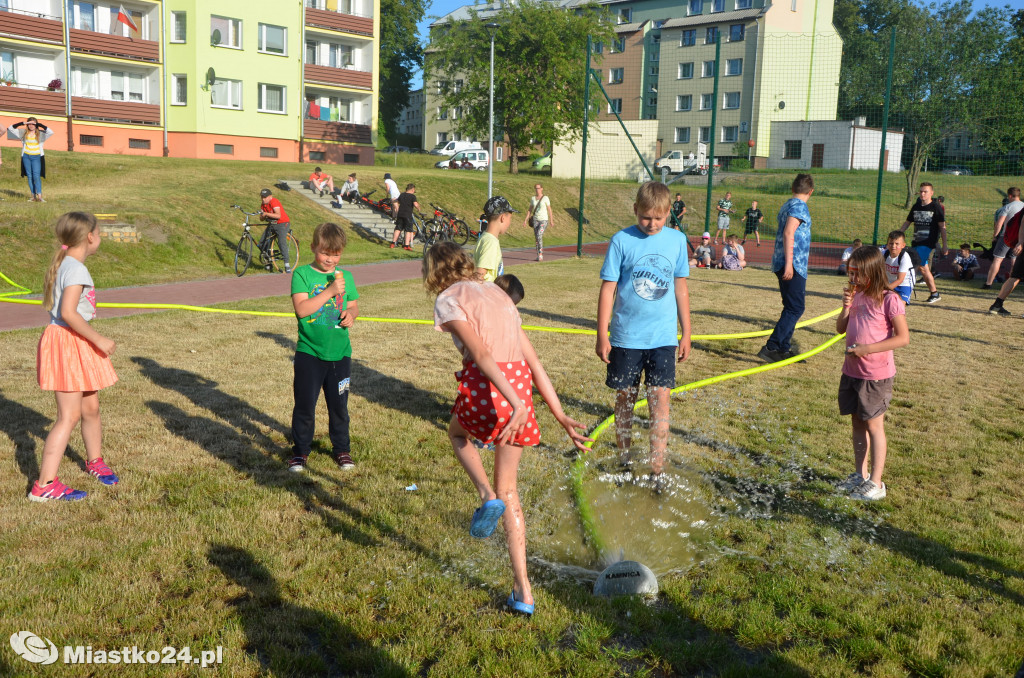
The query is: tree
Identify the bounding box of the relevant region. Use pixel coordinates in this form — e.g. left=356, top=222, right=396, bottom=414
left=971, top=8, right=1024, bottom=167
left=378, top=0, right=426, bottom=144
left=425, top=0, right=614, bottom=173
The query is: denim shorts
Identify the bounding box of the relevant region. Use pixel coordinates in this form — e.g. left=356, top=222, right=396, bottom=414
left=606, top=346, right=677, bottom=390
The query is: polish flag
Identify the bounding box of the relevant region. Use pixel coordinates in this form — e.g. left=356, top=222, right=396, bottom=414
left=116, top=5, right=139, bottom=33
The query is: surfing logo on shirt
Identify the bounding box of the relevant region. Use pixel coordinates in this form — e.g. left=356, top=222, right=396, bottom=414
left=630, top=254, right=672, bottom=301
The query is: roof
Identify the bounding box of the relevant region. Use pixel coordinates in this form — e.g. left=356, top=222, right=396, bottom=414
left=430, top=0, right=574, bottom=27
left=613, top=21, right=643, bottom=34
left=661, top=8, right=763, bottom=29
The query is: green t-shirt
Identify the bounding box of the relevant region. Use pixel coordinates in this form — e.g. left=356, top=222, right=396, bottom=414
left=717, top=199, right=733, bottom=214
left=474, top=231, right=503, bottom=282
left=291, top=264, right=359, bottom=361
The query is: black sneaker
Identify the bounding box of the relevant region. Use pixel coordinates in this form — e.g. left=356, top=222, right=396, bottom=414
left=335, top=452, right=355, bottom=470
left=990, top=304, right=1011, bottom=316
left=926, top=292, right=941, bottom=304
left=782, top=349, right=807, bottom=363
left=757, top=345, right=785, bottom=363
left=981, top=284, right=992, bottom=290
left=288, top=455, right=307, bottom=473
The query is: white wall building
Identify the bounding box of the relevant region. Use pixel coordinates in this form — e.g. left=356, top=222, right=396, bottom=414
left=768, top=118, right=905, bottom=172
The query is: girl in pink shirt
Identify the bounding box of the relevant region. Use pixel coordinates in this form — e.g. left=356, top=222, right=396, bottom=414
left=836, top=247, right=910, bottom=502
left=425, top=241, right=591, bottom=615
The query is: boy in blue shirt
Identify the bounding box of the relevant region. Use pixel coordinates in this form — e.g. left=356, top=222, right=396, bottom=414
left=596, top=182, right=692, bottom=477
left=759, top=173, right=814, bottom=363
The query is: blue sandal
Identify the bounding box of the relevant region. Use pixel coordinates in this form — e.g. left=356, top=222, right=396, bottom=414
left=469, top=499, right=505, bottom=538
left=506, top=591, right=535, bottom=616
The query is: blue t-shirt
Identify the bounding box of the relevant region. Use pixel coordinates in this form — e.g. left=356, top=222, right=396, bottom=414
left=599, top=226, right=690, bottom=349
left=771, top=197, right=812, bottom=278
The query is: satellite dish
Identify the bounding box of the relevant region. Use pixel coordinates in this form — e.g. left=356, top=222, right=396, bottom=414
left=206, top=67, right=216, bottom=85
left=211, top=28, right=222, bottom=46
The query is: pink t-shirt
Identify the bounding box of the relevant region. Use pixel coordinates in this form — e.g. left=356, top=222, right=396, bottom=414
left=843, top=290, right=904, bottom=380
left=434, top=280, right=523, bottom=363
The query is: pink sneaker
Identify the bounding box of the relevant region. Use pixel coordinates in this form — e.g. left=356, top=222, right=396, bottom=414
left=28, top=477, right=87, bottom=502
left=86, top=457, right=119, bottom=485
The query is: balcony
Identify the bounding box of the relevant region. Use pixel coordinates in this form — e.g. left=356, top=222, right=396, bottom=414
left=304, top=8, right=373, bottom=37
left=0, top=85, right=66, bottom=116
left=303, top=119, right=371, bottom=144
left=304, top=64, right=372, bottom=90
left=0, top=9, right=65, bottom=43
left=71, top=97, right=160, bottom=125
left=69, top=29, right=159, bottom=62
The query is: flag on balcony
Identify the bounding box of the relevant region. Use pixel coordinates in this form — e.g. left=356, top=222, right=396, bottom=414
left=116, top=5, right=139, bottom=33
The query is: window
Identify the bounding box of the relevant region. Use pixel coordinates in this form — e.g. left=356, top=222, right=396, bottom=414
left=260, top=147, right=278, bottom=158
left=111, top=71, right=144, bottom=102
left=648, top=96, right=657, bottom=106
left=329, top=43, right=353, bottom=68
left=308, top=150, right=326, bottom=161
left=214, top=144, right=234, bottom=154
left=611, top=37, right=626, bottom=53
left=0, top=52, right=14, bottom=82
left=737, top=0, right=752, bottom=7
left=171, top=74, right=187, bottom=105
left=69, top=1, right=95, bottom=31
left=211, top=16, right=242, bottom=49
left=171, top=12, right=186, bottom=42
left=437, top=107, right=447, bottom=120
left=652, top=33, right=661, bottom=44
left=676, top=95, right=692, bottom=111
left=258, top=24, right=287, bottom=55
left=680, top=29, right=696, bottom=46
left=609, top=68, right=624, bottom=84
left=712, top=0, right=723, bottom=11
left=128, top=138, right=151, bottom=149
left=688, top=0, right=701, bottom=14
left=726, top=58, right=742, bottom=76
left=649, top=65, right=659, bottom=76
left=730, top=24, right=744, bottom=42
left=71, top=66, right=98, bottom=98
left=344, top=153, right=359, bottom=163
left=258, top=84, right=286, bottom=113
left=453, top=132, right=461, bottom=141
left=721, top=126, right=738, bottom=142
left=724, top=91, right=740, bottom=109
left=306, top=40, right=318, bottom=65
left=675, top=127, right=690, bottom=143
left=454, top=79, right=463, bottom=93
left=436, top=132, right=448, bottom=144
left=436, top=81, right=448, bottom=95
left=593, top=41, right=604, bottom=54
left=454, top=106, right=462, bottom=119
left=699, top=127, right=710, bottom=143
left=304, top=0, right=324, bottom=7
left=678, top=62, right=693, bottom=79
left=703, top=61, right=715, bottom=77
left=954, top=137, right=961, bottom=150
left=608, top=98, right=622, bottom=114
left=211, top=78, right=242, bottom=109
left=706, top=27, right=719, bottom=44
left=700, top=93, right=713, bottom=110
left=784, top=140, right=802, bottom=159
left=618, top=8, right=631, bottom=23
left=79, top=134, right=103, bottom=146
left=650, top=49, right=659, bottom=62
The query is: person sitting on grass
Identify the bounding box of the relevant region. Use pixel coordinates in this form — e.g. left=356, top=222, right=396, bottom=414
left=839, top=238, right=862, bottom=275
left=339, top=173, right=359, bottom=203
left=953, top=243, right=980, bottom=280
left=308, top=167, right=335, bottom=197
left=689, top=233, right=714, bottom=269
left=718, top=234, right=746, bottom=270
left=424, top=241, right=592, bottom=617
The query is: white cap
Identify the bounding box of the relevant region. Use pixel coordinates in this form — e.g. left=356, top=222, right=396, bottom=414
left=702, top=232, right=711, bottom=239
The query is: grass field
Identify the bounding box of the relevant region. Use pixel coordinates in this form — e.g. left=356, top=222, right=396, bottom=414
left=2, top=259, right=1023, bottom=676
left=0, top=147, right=1014, bottom=296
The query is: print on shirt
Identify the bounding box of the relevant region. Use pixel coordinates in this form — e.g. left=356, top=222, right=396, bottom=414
left=631, top=254, right=673, bottom=301
left=304, top=282, right=342, bottom=326
left=85, top=288, right=96, bottom=314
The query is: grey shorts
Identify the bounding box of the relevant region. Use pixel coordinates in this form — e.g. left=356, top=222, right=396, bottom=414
left=838, top=374, right=893, bottom=421
left=993, top=238, right=1017, bottom=260
left=717, top=214, right=730, bottom=229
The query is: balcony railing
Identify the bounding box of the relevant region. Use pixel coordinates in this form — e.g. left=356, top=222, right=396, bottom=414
left=0, top=85, right=66, bottom=116
left=303, top=63, right=372, bottom=90
left=69, top=29, right=159, bottom=62
left=304, top=7, right=373, bottom=37
left=0, top=9, right=65, bottom=43
left=303, top=118, right=371, bottom=144
left=71, top=97, right=160, bottom=125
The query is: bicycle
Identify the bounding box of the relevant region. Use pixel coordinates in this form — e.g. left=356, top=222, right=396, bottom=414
left=426, top=203, right=470, bottom=245
left=231, top=205, right=300, bottom=277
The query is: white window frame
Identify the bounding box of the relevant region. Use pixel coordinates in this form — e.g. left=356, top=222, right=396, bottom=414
left=211, top=16, right=242, bottom=49
left=676, top=94, right=691, bottom=111
left=609, top=67, right=624, bottom=84
left=210, top=77, right=242, bottom=110
left=726, top=58, right=742, bottom=76
left=437, top=131, right=448, bottom=144
left=170, top=11, right=186, bottom=43
left=678, top=62, right=693, bottom=79
left=618, top=7, right=631, bottom=23
left=675, top=127, right=690, bottom=143
left=329, top=43, right=353, bottom=68
left=258, top=23, right=287, bottom=56
left=702, top=60, right=715, bottom=78
left=688, top=0, right=701, bottom=15
left=700, top=93, right=713, bottom=110
left=721, top=126, right=738, bottom=143
left=437, top=107, right=447, bottom=120
left=724, top=91, right=740, bottom=109
left=712, top=0, right=723, bottom=12
left=71, top=65, right=98, bottom=98
left=608, top=98, right=622, bottom=114
left=171, top=73, right=187, bottom=105
left=258, top=83, right=286, bottom=114
left=0, top=51, right=15, bottom=82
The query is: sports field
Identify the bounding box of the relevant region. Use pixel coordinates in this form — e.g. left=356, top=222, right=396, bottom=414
left=2, top=256, right=1022, bottom=676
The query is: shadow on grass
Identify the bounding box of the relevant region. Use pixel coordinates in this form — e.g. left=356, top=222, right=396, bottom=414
left=254, top=331, right=296, bottom=352
left=352, top=359, right=452, bottom=432
left=518, top=306, right=594, bottom=330
left=208, top=543, right=409, bottom=677
left=0, top=389, right=50, bottom=487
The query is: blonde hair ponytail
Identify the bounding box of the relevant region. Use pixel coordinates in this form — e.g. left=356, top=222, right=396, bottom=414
left=43, top=212, right=97, bottom=312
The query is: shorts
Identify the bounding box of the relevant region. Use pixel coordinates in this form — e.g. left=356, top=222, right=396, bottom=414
left=452, top=360, right=540, bottom=447
left=37, top=324, right=118, bottom=392
left=743, top=224, right=759, bottom=235
left=912, top=245, right=933, bottom=267
left=605, top=346, right=677, bottom=390
left=893, top=285, right=912, bottom=304
left=993, top=238, right=1018, bottom=260
left=838, top=373, right=893, bottom=421
left=394, top=216, right=415, bottom=233
left=717, top=214, right=730, bottom=229
left=1011, top=254, right=1024, bottom=280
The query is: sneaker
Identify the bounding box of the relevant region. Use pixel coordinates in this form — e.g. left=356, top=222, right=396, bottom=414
left=850, top=479, right=887, bottom=501
left=837, top=472, right=866, bottom=492
left=995, top=275, right=1006, bottom=284
left=283, top=267, right=291, bottom=274
left=28, top=477, right=87, bottom=502
left=981, top=284, right=992, bottom=290
left=86, top=457, right=119, bottom=485
left=757, top=345, right=785, bottom=363
left=926, top=292, right=941, bottom=303
left=989, top=303, right=1011, bottom=316
left=287, top=455, right=307, bottom=473
left=781, top=349, right=807, bottom=363
left=403, top=246, right=413, bottom=251
left=389, top=242, right=397, bottom=249
left=335, top=452, right=355, bottom=470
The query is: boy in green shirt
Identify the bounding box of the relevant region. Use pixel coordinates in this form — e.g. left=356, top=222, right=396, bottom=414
left=474, top=196, right=519, bottom=282
left=288, top=223, right=360, bottom=472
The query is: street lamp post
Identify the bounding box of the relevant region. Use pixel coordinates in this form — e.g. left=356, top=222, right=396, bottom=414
left=485, top=22, right=499, bottom=199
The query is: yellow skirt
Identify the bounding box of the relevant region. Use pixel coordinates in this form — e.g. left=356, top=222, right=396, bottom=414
left=37, top=324, right=118, bottom=392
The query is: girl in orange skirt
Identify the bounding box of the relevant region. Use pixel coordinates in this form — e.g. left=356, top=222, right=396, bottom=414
left=30, top=212, right=119, bottom=502
left=424, top=240, right=592, bottom=616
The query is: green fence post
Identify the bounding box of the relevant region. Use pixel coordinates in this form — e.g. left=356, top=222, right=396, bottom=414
left=577, top=36, right=592, bottom=258
left=872, top=27, right=896, bottom=247
left=704, top=31, right=722, bottom=233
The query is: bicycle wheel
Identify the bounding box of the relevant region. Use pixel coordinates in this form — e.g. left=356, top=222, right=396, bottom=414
left=451, top=219, right=469, bottom=246
left=268, top=232, right=300, bottom=272
left=424, top=219, right=441, bottom=242
left=234, top=234, right=253, bottom=276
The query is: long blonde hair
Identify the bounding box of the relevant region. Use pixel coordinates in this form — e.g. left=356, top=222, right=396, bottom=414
left=43, top=212, right=97, bottom=312
left=422, top=241, right=479, bottom=294
left=848, top=245, right=888, bottom=306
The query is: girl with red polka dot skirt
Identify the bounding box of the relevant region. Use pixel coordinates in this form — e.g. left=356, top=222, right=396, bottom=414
left=424, top=241, right=592, bottom=616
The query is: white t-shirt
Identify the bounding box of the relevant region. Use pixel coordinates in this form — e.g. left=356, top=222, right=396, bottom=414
left=885, top=251, right=914, bottom=288
left=841, top=246, right=855, bottom=262
left=529, top=195, right=550, bottom=221
left=50, top=256, right=96, bottom=326
left=384, top=178, right=399, bottom=200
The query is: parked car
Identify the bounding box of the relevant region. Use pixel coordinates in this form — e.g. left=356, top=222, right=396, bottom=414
left=532, top=152, right=551, bottom=169
left=382, top=145, right=409, bottom=153
left=429, top=140, right=484, bottom=156
left=941, top=166, right=974, bottom=176
left=435, top=149, right=489, bottom=170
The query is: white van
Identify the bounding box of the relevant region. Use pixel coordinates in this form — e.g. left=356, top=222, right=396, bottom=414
left=435, top=149, right=490, bottom=170
left=430, top=140, right=484, bottom=156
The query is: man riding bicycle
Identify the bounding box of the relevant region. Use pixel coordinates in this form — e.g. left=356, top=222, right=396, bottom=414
left=259, top=188, right=292, bottom=273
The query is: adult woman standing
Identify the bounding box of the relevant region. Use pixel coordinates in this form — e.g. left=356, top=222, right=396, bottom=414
left=7, top=117, right=55, bottom=202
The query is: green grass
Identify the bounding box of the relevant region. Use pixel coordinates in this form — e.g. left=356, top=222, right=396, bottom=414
left=2, top=260, right=1022, bottom=676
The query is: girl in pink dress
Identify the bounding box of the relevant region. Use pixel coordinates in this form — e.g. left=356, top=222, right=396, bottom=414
left=424, top=241, right=591, bottom=615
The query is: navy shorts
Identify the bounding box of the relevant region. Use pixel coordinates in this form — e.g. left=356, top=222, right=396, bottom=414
left=605, top=346, right=677, bottom=390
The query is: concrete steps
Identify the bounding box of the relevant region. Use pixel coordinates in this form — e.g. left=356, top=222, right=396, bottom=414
left=281, top=180, right=394, bottom=241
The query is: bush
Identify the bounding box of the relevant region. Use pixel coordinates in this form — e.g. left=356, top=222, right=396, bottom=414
left=729, top=158, right=751, bottom=171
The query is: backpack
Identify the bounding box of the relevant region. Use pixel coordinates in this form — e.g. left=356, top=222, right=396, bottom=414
left=1003, top=208, right=1024, bottom=248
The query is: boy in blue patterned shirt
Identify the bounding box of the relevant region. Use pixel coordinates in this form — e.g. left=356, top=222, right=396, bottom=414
left=759, top=174, right=814, bottom=363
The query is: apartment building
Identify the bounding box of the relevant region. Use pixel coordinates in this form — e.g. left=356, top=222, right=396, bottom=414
left=394, top=86, right=423, bottom=146
left=0, top=0, right=379, bottom=164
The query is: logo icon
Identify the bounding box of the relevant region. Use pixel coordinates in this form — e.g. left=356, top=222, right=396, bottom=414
left=10, top=631, right=58, bottom=664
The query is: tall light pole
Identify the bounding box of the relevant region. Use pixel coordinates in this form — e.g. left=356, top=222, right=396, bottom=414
left=485, top=22, right=499, bottom=199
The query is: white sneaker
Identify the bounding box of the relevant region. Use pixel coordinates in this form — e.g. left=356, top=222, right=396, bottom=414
left=850, top=479, right=886, bottom=501
left=837, top=472, right=866, bottom=492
